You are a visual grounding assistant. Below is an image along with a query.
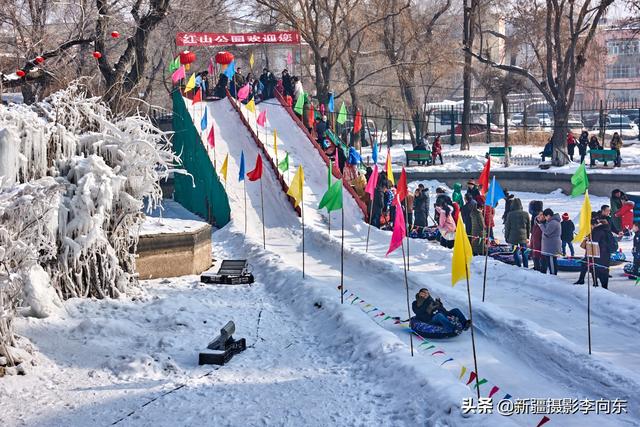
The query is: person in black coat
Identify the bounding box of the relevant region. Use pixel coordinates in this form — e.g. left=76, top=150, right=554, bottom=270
left=315, top=115, right=328, bottom=146
left=371, top=183, right=386, bottom=228
left=632, top=222, right=640, bottom=277
left=412, top=288, right=470, bottom=333
left=590, top=218, right=614, bottom=289
left=578, top=131, right=589, bottom=164
left=461, top=193, right=477, bottom=235
left=502, top=191, right=515, bottom=224
left=560, top=213, right=575, bottom=256
left=413, top=187, right=429, bottom=228
left=282, top=69, right=294, bottom=98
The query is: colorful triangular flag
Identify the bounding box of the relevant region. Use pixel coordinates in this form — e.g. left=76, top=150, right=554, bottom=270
left=287, top=165, right=304, bottom=207
left=247, top=154, right=263, bottom=181
left=386, top=195, right=406, bottom=255
left=451, top=215, right=473, bottom=286
left=336, top=102, right=347, bottom=125
left=185, top=73, right=196, bottom=93
left=571, top=162, right=589, bottom=196
left=239, top=151, right=245, bottom=182
left=220, top=153, right=228, bottom=181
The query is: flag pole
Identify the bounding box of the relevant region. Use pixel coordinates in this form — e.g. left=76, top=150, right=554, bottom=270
left=243, top=180, right=247, bottom=236
left=302, top=201, right=306, bottom=278
left=405, top=198, right=410, bottom=270
left=366, top=199, right=374, bottom=252
left=401, top=240, right=413, bottom=356
left=340, top=205, right=345, bottom=304
left=260, top=177, right=266, bottom=249
left=481, top=208, right=489, bottom=302
left=586, top=234, right=593, bottom=355
left=328, top=211, right=331, bottom=234
left=463, top=241, right=481, bottom=400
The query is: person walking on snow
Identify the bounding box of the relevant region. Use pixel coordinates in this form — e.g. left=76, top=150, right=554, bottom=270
left=538, top=208, right=562, bottom=275
left=530, top=210, right=544, bottom=272
left=577, top=131, right=589, bottom=164
left=561, top=213, right=576, bottom=257
left=504, top=198, right=530, bottom=268
left=431, top=135, right=443, bottom=165
left=567, top=132, right=577, bottom=162
left=610, top=132, right=622, bottom=167
left=412, top=288, right=470, bottom=334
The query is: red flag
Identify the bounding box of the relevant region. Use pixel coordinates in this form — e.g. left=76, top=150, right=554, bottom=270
left=308, top=103, right=315, bottom=126
left=396, top=167, right=408, bottom=201
left=386, top=196, right=406, bottom=256
left=247, top=154, right=263, bottom=181
left=478, top=157, right=491, bottom=195
left=192, top=88, right=202, bottom=105
left=536, top=416, right=551, bottom=427
left=207, top=127, right=215, bottom=148
left=353, top=110, right=362, bottom=133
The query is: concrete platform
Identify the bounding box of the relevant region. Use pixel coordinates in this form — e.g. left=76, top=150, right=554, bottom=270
left=135, top=200, right=212, bottom=279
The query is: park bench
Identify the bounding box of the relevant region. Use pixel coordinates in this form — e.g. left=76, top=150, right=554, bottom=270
left=486, top=146, right=512, bottom=158
left=589, top=149, right=617, bottom=166
left=405, top=150, right=432, bottom=166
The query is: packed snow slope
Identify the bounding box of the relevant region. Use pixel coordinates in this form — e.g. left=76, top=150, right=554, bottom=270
left=237, top=97, right=637, bottom=426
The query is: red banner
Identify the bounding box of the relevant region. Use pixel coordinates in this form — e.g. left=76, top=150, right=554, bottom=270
left=176, top=31, right=301, bottom=47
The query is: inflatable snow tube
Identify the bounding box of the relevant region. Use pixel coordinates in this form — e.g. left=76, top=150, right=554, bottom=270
left=409, top=317, right=460, bottom=339
left=489, top=252, right=517, bottom=265
left=424, top=226, right=439, bottom=241
left=487, top=244, right=513, bottom=256
left=557, top=257, right=585, bottom=272
left=623, top=262, right=639, bottom=280
left=610, top=251, right=627, bottom=266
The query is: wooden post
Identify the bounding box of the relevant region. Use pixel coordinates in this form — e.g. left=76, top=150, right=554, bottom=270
left=401, top=240, right=414, bottom=356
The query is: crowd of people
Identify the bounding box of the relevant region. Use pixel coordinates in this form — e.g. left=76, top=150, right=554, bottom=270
left=543, top=131, right=624, bottom=167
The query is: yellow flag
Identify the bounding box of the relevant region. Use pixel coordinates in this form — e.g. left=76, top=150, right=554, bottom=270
left=452, top=215, right=473, bottom=286
left=386, top=150, right=394, bottom=185
left=185, top=73, right=196, bottom=93
left=287, top=165, right=304, bottom=207
left=249, top=52, right=255, bottom=68
left=246, top=98, right=256, bottom=113
left=273, top=129, right=278, bottom=159
left=573, top=190, right=592, bottom=243
left=220, top=153, right=229, bottom=181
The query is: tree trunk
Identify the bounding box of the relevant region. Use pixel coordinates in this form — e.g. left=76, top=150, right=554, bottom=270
left=501, top=92, right=510, bottom=167
left=551, top=104, right=570, bottom=166
left=461, top=0, right=476, bottom=151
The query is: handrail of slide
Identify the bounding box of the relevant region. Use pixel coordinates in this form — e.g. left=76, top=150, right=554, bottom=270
left=273, top=90, right=369, bottom=221
left=225, top=90, right=301, bottom=217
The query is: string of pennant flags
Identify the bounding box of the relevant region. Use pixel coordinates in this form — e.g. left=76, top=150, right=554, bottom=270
left=339, top=287, right=551, bottom=427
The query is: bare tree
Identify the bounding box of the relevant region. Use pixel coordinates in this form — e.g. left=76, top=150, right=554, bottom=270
left=467, top=0, right=614, bottom=166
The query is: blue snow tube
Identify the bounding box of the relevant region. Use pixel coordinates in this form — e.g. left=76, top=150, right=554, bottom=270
left=610, top=251, right=627, bottom=265
left=557, top=256, right=584, bottom=272
left=423, top=226, right=439, bottom=240
left=410, top=317, right=460, bottom=339
left=624, top=263, right=638, bottom=280
left=487, top=244, right=513, bottom=256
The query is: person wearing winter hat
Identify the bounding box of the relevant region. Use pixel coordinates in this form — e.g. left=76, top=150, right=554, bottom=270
left=538, top=208, right=562, bottom=275
left=560, top=212, right=576, bottom=257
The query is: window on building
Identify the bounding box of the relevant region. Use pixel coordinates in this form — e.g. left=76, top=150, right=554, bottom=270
left=606, top=63, right=636, bottom=79
left=607, top=39, right=640, bottom=56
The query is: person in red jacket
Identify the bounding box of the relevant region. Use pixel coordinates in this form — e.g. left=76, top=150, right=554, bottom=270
left=615, top=200, right=636, bottom=234
left=567, top=132, right=577, bottom=162
left=530, top=210, right=544, bottom=272
left=431, top=135, right=443, bottom=165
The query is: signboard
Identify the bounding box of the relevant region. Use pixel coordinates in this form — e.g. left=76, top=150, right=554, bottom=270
left=177, top=31, right=301, bottom=47
left=585, top=242, right=600, bottom=258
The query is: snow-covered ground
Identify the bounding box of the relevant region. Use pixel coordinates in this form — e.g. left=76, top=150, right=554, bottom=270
left=139, top=199, right=209, bottom=236
left=360, top=140, right=640, bottom=175
left=3, top=97, right=639, bottom=427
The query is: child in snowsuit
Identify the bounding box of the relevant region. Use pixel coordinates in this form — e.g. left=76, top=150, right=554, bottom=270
left=561, top=213, right=575, bottom=257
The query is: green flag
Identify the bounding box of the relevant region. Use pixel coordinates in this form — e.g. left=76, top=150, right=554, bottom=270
left=571, top=162, right=589, bottom=196
left=278, top=152, right=289, bottom=172
left=336, top=101, right=347, bottom=125
left=294, top=93, right=305, bottom=115
left=319, top=179, right=343, bottom=212
left=168, top=56, right=180, bottom=73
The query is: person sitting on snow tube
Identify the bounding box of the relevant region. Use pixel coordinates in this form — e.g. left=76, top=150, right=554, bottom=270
left=410, top=288, right=470, bottom=338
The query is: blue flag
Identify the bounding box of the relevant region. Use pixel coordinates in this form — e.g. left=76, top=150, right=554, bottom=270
left=486, top=176, right=505, bottom=208
left=201, top=106, right=208, bottom=131
left=348, top=147, right=362, bottom=165
left=239, top=150, right=245, bottom=182
left=328, top=93, right=334, bottom=113
left=224, top=60, right=236, bottom=79
left=372, top=141, right=378, bottom=164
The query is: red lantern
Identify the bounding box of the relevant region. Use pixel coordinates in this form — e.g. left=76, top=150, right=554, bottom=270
left=16, top=70, right=25, bottom=77
left=111, top=31, right=120, bottom=38
left=215, top=51, right=234, bottom=65
left=93, top=51, right=102, bottom=59
left=179, top=50, right=196, bottom=71
left=35, top=56, right=45, bottom=64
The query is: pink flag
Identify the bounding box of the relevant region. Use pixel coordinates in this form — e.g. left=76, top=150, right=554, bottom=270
left=207, top=58, right=214, bottom=75
left=386, top=196, right=406, bottom=256
left=208, top=127, right=215, bottom=148
left=320, top=103, right=325, bottom=115
left=286, top=51, right=293, bottom=65
left=365, top=164, right=379, bottom=197
left=172, top=65, right=185, bottom=84
left=256, top=110, right=267, bottom=127
left=237, top=84, right=251, bottom=101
